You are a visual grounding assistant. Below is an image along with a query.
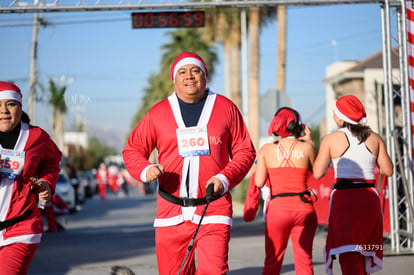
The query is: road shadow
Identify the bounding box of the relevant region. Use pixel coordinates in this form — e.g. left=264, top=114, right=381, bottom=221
left=229, top=266, right=263, bottom=274
left=229, top=261, right=325, bottom=274
left=30, top=191, right=158, bottom=274
left=231, top=215, right=266, bottom=238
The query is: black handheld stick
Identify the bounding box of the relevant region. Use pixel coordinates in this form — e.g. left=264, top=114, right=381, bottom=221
left=206, top=183, right=215, bottom=203
left=177, top=184, right=215, bottom=275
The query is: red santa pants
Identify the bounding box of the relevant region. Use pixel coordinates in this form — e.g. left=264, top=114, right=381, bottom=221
left=108, top=177, right=118, bottom=193
left=263, top=208, right=317, bottom=275
left=0, top=243, right=38, bottom=275
left=98, top=183, right=106, bottom=199
left=155, top=221, right=231, bottom=275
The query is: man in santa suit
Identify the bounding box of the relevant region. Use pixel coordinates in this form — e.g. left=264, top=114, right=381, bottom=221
left=123, top=51, right=256, bottom=274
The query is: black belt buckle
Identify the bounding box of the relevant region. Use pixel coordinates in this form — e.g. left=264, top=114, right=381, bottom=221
left=181, top=198, right=195, bottom=207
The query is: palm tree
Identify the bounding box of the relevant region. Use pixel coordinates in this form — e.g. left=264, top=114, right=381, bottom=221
left=48, top=79, right=67, bottom=150
left=248, top=6, right=277, bottom=150
left=203, top=7, right=242, bottom=108
left=203, top=6, right=276, bottom=136
left=248, top=7, right=261, bottom=150
left=228, top=9, right=242, bottom=109
left=276, top=5, right=287, bottom=93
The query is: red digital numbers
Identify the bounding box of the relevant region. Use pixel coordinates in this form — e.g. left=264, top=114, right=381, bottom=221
left=169, top=13, right=179, bottom=27
left=132, top=11, right=205, bottom=29
left=159, top=12, right=168, bottom=27
left=182, top=13, right=192, bottom=27
left=182, top=137, right=205, bottom=148
left=193, top=12, right=204, bottom=27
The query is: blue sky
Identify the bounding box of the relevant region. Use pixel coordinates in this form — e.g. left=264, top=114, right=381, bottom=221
left=0, top=3, right=383, bottom=141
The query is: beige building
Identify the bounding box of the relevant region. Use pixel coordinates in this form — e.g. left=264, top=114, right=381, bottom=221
left=323, top=50, right=401, bottom=137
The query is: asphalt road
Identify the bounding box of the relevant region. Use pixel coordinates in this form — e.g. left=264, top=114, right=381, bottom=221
left=28, top=186, right=414, bottom=275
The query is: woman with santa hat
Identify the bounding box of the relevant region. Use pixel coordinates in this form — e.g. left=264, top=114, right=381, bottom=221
left=313, top=95, right=393, bottom=275
left=253, top=107, right=318, bottom=275
left=0, top=81, right=61, bottom=274
left=123, top=51, right=255, bottom=274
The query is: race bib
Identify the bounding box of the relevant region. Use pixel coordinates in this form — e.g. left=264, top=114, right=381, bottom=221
left=0, top=149, right=25, bottom=180
left=177, top=126, right=210, bottom=157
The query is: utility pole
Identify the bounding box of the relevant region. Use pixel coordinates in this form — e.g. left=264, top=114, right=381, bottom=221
left=29, top=3, right=40, bottom=123
left=276, top=5, right=287, bottom=94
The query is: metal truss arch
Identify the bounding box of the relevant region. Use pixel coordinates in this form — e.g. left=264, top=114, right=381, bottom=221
left=381, top=0, right=414, bottom=255
left=1, top=0, right=383, bottom=14
left=1, top=0, right=413, bottom=256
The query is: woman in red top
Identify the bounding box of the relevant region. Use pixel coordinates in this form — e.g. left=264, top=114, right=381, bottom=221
left=255, top=107, right=317, bottom=275
left=0, top=81, right=61, bottom=274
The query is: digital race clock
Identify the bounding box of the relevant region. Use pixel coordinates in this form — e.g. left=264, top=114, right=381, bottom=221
left=131, top=11, right=205, bottom=29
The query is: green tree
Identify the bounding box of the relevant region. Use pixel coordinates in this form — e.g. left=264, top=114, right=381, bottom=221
left=48, top=79, right=67, bottom=149
left=311, top=125, right=321, bottom=151
left=65, top=137, right=117, bottom=171
left=85, top=137, right=117, bottom=170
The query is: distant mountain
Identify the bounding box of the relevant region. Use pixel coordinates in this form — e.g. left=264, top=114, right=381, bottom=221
left=88, top=125, right=128, bottom=153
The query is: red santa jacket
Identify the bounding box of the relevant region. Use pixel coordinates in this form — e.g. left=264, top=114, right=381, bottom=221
left=123, top=90, right=256, bottom=227
left=96, top=167, right=109, bottom=184
left=0, top=123, right=61, bottom=245
left=243, top=172, right=271, bottom=222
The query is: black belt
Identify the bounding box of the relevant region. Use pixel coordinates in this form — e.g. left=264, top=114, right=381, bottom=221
left=159, top=187, right=208, bottom=207
left=271, top=190, right=317, bottom=204
left=0, top=209, right=33, bottom=230
left=333, top=179, right=375, bottom=190
left=159, top=187, right=222, bottom=207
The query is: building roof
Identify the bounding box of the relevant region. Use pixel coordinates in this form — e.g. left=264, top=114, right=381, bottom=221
left=324, top=49, right=400, bottom=83
left=347, top=49, right=399, bottom=72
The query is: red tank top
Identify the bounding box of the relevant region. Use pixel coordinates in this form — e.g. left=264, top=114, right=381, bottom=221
left=267, top=139, right=313, bottom=210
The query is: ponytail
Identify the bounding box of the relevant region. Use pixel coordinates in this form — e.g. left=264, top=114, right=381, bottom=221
left=21, top=111, right=31, bottom=123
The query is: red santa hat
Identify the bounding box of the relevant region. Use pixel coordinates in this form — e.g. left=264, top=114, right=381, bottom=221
left=170, top=51, right=208, bottom=81
left=267, top=108, right=299, bottom=138
left=333, top=95, right=367, bottom=125
left=0, top=81, right=22, bottom=104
